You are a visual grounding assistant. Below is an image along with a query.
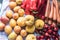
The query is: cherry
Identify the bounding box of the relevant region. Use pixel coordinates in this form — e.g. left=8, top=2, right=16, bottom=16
left=53, top=37, right=59, bottom=40
left=44, top=24, right=48, bottom=29
left=47, top=29, right=52, bottom=34
left=50, top=24, right=55, bottom=28
left=53, top=32, right=57, bottom=35
left=39, top=39, right=43, bottom=40
left=48, top=26, right=51, bottom=30
left=41, top=16, right=45, bottom=20
left=40, top=35, right=44, bottom=39
left=54, top=27, right=58, bottom=32
left=36, top=36, right=40, bottom=40
left=45, top=32, right=50, bottom=37
left=43, top=29, right=47, bottom=33
left=47, top=38, right=51, bottom=40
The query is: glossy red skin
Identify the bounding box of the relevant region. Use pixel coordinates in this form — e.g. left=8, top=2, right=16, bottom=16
left=54, top=27, right=58, bottom=32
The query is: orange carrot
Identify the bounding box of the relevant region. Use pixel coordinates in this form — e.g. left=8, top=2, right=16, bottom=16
left=52, top=7, right=57, bottom=27
left=48, top=2, right=53, bottom=19
left=48, top=2, right=53, bottom=25
left=45, top=0, right=50, bottom=17
left=45, top=0, right=50, bottom=23
left=53, top=7, right=57, bottom=21
left=55, top=0, right=60, bottom=23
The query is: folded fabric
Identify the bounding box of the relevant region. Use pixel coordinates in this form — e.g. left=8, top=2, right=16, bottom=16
left=0, top=0, right=10, bottom=16
left=0, top=0, right=10, bottom=40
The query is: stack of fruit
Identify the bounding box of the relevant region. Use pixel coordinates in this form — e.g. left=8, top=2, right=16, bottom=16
left=0, top=0, right=60, bottom=40
left=0, top=0, right=45, bottom=40
left=36, top=24, right=59, bottom=40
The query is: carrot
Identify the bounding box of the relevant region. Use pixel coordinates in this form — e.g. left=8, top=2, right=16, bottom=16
left=53, top=7, right=57, bottom=21
left=48, top=2, right=54, bottom=25
left=45, top=0, right=50, bottom=24
left=52, top=7, right=57, bottom=27
left=54, top=0, right=60, bottom=23
left=45, top=0, right=50, bottom=17
left=48, top=2, right=53, bottom=19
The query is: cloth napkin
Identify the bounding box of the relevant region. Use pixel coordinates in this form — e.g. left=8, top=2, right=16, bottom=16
left=0, top=0, right=10, bottom=40
left=0, top=0, right=10, bottom=16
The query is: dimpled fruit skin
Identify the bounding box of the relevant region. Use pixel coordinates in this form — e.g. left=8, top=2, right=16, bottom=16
left=6, top=10, right=13, bottom=18
left=13, top=13, right=19, bottom=19
left=35, top=19, right=44, bottom=29
left=20, top=29, right=27, bottom=37
left=13, top=6, right=20, bottom=13
left=9, top=2, right=17, bottom=9
left=4, top=26, right=12, bottom=35
left=26, top=34, right=36, bottom=40
left=0, top=22, right=5, bottom=31
left=25, top=15, right=34, bottom=26
left=26, top=25, right=35, bottom=33
left=14, top=26, right=21, bottom=34
left=9, top=19, right=16, bottom=28
left=8, top=32, right=17, bottom=40
left=16, top=35, right=23, bottom=40
left=18, top=9, right=25, bottom=17
left=17, top=17, right=26, bottom=27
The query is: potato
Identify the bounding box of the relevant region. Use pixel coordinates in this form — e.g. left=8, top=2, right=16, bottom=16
left=16, top=0, right=23, bottom=5
left=0, top=22, right=5, bottom=31
left=18, top=9, right=25, bottom=17
left=4, top=26, right=12, bottom=35
left=8, top=32, right=17, bottom=40
left=13, top=13, right=19, bottom=19
left=1, top=16, right=9, bottom=24
left=6, top=10, right=13, bottom=18
left=9, top=2, right=17, bottom=9
left=20, top=29, right=27, bottom=37
left=13, top=6, right=21, bottom=12
left=14, top=26, right=21, bottom=34
left=17, top=17, right=26, bottom=27
left=9, top=19, right=16, bottom=28
left=16, top=35, right=23, bottom=40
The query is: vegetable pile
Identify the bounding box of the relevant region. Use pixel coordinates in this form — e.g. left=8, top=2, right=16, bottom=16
left=0, top=0, right=60, bottom=40
left=21, top=0, right=47, bottom=19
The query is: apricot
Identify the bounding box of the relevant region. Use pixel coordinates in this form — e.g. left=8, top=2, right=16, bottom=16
left=9, top=19, right=16, bottom=28
left=0, top=22, right=5, bottom=31
left=18, top=9, right=25, bottom=17
left=4, top=26, right=12, bottom=35
left=14, top=26, right=21, bottom=34
left=9, top=2, right=17, bottom=9
left=16, top=35, right=23, bottom=40
left=13, top=13, right=19, bottom=19
left=20, top=29, right=27, bottom=37
left=13, top=6, right=21, bottom=12
left=17, top=17, right=26, bottom=27
left=6, top=10, right=13, bottom=18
